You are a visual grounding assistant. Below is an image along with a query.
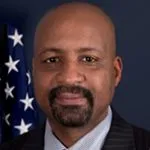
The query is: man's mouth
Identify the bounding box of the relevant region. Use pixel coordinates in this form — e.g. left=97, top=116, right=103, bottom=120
left=55, top=93, right=86, bottom=105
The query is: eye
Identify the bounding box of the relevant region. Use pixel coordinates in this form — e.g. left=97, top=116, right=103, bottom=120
left=44, top=57, right=60, bottom=63
left=82, top=56, right=97, bottom=63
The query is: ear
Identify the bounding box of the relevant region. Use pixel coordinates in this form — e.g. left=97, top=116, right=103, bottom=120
left=113, top=56, right=123, bottom=87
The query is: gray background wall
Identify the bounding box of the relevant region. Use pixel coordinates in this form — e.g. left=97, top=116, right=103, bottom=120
left=0, top=0, right=150, bottom=130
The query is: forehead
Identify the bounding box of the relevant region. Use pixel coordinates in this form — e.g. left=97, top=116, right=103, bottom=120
left=34, top=5, right=115, bottom=56
left=39, top=24, right=104, bottom=49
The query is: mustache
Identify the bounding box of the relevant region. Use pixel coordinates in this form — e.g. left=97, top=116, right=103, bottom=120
left=48, top=85, right=93, bottom=105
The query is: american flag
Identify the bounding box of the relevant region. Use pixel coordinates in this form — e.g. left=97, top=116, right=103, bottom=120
left=0, top=24, right=38, bottom=143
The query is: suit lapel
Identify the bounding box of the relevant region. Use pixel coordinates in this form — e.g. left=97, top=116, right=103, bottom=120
left=102, top=109, right=136, bottom=150
left=21, top=124, right=45, bottom=150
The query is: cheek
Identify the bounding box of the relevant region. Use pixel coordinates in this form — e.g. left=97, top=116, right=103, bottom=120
left=34, top=71, right=49, bottom=95
left=88, top=71, right=113, bottom=108
left=33, top=70, right=55, bottom=114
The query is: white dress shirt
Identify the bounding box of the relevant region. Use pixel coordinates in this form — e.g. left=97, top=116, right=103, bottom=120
left=44, top=106, right=112, bottom=150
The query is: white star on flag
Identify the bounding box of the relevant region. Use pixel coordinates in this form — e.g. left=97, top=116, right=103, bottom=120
left=14, top=119, right=32, bottom=135
left=4, top=82, right=15, bottom=99
left=20, top=93, right=34, bottom=111
left=8, top=29, right=23, bottom=47
left=26, top=71, right=31, bottom=85
left=5, top=55, right=20, bottom=74
left=5, top=114, right=10, bottom=126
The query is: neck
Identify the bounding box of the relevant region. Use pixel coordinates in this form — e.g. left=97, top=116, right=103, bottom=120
left=48, top=108, right=108, bottom=147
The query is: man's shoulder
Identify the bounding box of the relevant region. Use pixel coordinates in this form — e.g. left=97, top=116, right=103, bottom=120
left=112, top=108, right=150, bottom=135
left=0, top=130, right=34, bottom=150
left=132, top=124, right=150, bottom=146
left=0, top=125, right=45, bottom=150
left=111, top=108, right=150, bottom=147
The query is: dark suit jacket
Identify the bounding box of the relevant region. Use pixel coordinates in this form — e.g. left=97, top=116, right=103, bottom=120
left=0, top=110, right=149, bottom=150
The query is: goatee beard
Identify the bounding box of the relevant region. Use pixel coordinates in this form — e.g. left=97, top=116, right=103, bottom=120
left=48, top=85, right=93, bottom=127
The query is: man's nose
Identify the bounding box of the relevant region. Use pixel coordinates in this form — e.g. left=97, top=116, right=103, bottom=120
left=56, top=63, right=85, bottom=85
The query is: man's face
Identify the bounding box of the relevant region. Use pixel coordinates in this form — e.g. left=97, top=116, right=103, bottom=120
left=33, top=16, right=122, bottom=127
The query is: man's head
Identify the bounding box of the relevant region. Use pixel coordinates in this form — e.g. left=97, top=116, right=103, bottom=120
left=32, top=2, right=122, bottom=128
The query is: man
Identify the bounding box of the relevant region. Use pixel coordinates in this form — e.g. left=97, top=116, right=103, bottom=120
left=0, top=2, right=149, bottom=150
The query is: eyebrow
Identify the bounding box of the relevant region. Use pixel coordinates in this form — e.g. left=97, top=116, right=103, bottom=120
left=78, top=47, right=102, bottom=53
left=38, top=47, right=103, bottom=55
left=38, top=48, right=63, bottom=55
